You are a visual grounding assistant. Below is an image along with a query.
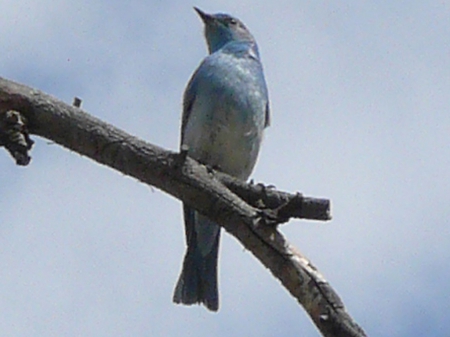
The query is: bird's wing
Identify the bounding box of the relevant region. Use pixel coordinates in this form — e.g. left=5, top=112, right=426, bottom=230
left=264, top=101, right=270, bottom=128
left=180, top=67, right=201, bottom=146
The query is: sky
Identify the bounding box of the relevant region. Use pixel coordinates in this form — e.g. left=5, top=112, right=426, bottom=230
left=1, top=1, right=449, bottom=336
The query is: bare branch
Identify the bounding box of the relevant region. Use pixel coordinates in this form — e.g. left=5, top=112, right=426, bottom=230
left=0, top=77, right=366, bottom=337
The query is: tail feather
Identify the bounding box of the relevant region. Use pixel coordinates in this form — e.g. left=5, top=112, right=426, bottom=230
left=173, top=206, right=220, bottom=311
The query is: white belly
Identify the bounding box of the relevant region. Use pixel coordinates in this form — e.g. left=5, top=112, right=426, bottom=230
left=182, top=101, right=264, bottom=180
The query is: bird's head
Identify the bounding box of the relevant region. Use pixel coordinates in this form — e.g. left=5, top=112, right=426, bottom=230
left=194, top=7, right=255, bottom=53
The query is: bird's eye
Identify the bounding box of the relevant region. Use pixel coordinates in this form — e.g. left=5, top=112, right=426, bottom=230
left=228, top=18, right=237, bottom=25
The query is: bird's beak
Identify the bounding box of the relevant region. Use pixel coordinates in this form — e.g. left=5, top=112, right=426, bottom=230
left=194, top=7, right=214, bottom=24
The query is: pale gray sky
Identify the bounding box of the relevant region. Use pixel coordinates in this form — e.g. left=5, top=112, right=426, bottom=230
left=1, top=1, right=449, bottom=336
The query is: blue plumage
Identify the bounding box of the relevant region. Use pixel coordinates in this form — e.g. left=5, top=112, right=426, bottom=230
left=173, top=8, right=270, bottom=311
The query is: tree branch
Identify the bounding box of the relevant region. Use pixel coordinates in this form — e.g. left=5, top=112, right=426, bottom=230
left=0, top=77, right=366, bottom=337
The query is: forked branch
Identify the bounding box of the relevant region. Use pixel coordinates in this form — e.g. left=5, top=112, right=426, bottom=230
left=0, top=77, right=366, bottom=337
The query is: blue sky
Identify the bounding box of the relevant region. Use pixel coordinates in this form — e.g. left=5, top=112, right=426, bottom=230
left=1, top=1, right=450, bottom=336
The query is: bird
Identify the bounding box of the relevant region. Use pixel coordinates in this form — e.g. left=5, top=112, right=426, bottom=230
left=173, top=7, right=270, bottom=312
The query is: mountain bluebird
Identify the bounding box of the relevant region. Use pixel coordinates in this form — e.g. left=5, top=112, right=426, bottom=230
left=173, top=7, right=270, bottom=311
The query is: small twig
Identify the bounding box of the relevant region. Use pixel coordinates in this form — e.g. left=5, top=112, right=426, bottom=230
left=215, top=172, right=331, bottom=222
left=73, top=97, right=82, bottom=108
left=0, top=110, right=34, bottom=165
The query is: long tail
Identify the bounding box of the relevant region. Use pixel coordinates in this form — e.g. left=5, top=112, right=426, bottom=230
left=173, top=205, right=221, bottom=311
